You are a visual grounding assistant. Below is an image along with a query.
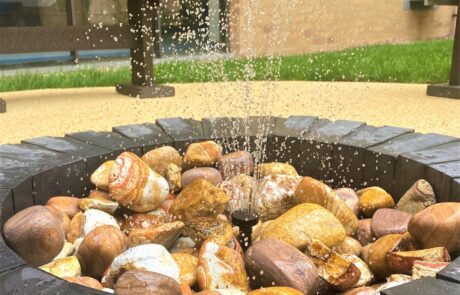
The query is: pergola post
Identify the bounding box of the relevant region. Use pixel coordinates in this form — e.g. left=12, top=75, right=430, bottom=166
left=116, top=0, right=175, bottom=98
left=0, top=98, right=6, bottom=113
left=427, top=2, right=460, bottom=99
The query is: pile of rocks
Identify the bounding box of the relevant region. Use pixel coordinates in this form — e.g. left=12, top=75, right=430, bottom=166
left=2, top=140, right=459, bottom=295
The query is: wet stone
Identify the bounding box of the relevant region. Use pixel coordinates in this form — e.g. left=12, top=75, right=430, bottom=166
left=371, top=208, right=413, bottom=238
left=66, top=131, right=142, bottom=157
left=112, top=123, right=173, bottom=154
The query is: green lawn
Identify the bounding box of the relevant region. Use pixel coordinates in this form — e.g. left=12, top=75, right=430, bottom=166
left=0, top=39, right=453, bottom=92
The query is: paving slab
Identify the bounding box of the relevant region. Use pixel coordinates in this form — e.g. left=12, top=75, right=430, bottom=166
left=425, top=160, right=460, bottom=202
left=331, top=125, right=413, bottom=189
left=437, top=257, right=460, bottom=284
left=0, top=144, right=86, bottom=205
left=381, top=277, right=460, bottom=295
left=66, top=130, right=142, bottom=157
left=156, top=117, right=203, bottom=154
left=300, top=119, right=365, bottom=183
left=201, top=117, right=247, bottom=153
left=112, top=123, right=173, bottom=154
left=365, top=133, right=457, bottom=199
left=395, top=141, right=460, bottom=199
left=0, top=189, right=25, bottom=275
left=0, top=266, right=67, bottom=294
left=266, top=116, right=318, bottom=172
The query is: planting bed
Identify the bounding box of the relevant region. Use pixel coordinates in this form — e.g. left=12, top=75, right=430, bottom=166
left=0, top=116, right=459, bottom=294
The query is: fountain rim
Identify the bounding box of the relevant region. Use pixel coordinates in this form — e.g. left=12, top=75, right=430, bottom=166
left=0, top=115, right=459, bottom=294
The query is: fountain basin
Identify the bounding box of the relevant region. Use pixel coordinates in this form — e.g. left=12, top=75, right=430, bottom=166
left=0, top=116, right=459, bottom=294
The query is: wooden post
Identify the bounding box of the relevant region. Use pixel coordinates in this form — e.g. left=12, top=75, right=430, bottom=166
left=427, top=2, right=460, bottom=99
left=0, top=98, right=6, bottom=113
left=66, top=0, right=79, bottom=64
left=116, top=0, right=174, bottom=98
left=449, top=4, right=460, bottom=86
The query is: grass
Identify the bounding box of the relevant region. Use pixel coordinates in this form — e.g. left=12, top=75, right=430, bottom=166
left=0, top=39, right=453, bottom=92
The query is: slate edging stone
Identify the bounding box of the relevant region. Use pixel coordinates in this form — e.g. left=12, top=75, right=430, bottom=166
left=0, top=116, right=458, bottom=294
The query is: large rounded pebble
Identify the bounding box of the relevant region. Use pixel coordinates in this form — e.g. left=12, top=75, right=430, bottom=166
left=198, top=240, right=248, bottom=291
left=172, top=253, right=198, bottom=286
left=109, top=152, right=169, bottom=212
left=396, top=179, right=435, bottom=214
left=110, top=244, right=180, bottom=282
left=259, top=203, right=346, bottom=249
left=256, top=162, right=298, bottom=178
left=183, top=140, right=222, bottom=168
left=142, top=146, right=182, bottom=176
left=170, top=178, right=230, bottom=222
left=3, top=205, right=65, bottom=266
left=182, top=167, right=223, bottom=188
left=371, top=208, right=412, bottom=238
left=47, top=196, right=81, bottom=219
left=294, top=177, right=358, bottom=236
left=247, top=287, right=304, bottom=294
left=245, top=238, right=318, bottom=293
left=253, top=174, right=302, bottom=221
left=357, top=187, right=394, bottom=217
left=356, top=219, right=375, bottom=246
left=335, top=188, right=360, bottom=216
left=77, top=225, right=128, bottom=278
left=90, top=160, right=114, bottom=191
left=217, top=151, right=254, bottom=179
left=408, top=202, right=460, bottom=255
left=115, top=270, right=182, bottom=295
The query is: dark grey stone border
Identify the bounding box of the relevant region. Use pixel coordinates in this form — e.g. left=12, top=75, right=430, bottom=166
left=0, top=116, right=459, bottom=294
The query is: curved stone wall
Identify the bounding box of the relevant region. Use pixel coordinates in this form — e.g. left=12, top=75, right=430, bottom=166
left=0, top=116, right=459, bottom=294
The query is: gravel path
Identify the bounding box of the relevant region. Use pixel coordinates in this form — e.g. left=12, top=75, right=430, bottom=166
left=0, top=81, right=459, bottom=144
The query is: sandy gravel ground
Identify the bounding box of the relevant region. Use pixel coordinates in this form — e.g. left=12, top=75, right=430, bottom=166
left=1, top=81, right=459, bottom=144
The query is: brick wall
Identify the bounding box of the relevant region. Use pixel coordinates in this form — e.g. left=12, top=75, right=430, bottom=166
left=228, top=0, right=457, bottom=57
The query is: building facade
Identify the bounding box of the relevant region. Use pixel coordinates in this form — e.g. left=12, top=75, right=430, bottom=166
left=0, top=0, right=457, bottom=64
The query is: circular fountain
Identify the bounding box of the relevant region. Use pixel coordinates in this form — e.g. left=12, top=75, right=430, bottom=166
left=0, top=115, right=459, bottom=294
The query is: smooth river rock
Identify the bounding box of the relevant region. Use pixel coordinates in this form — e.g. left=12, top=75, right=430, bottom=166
left=217, top=151, right=254, bottom=179
left=115, top=270, right=182, bottom=295
left=408, top=202, right=460, bottom=255
left=371, top=208, right=413, bottom=238
left=293, top=177, right=359, bottom=236
left=181, top=167, right=223, bottom=188
left=259, top=203, right=346, bottom=249
left=357, top=187, right=394, bottom=217
left=245, top=238, right=318, bottom=294
left=198, top=241, right=248, bottom=292
left=169, top=178, right=230, bottom=222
